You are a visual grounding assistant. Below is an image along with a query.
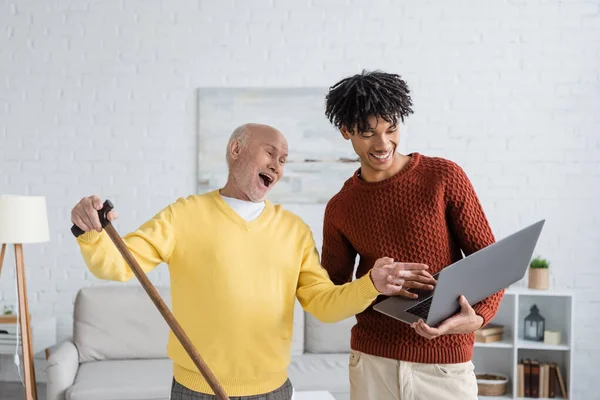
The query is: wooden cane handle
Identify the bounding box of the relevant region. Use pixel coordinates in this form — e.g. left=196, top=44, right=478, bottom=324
left=71, top=200, right=114, bottom=238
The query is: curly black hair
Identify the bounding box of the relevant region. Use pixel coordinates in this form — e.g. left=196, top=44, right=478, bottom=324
left=325, top=70, right=414, bottom=134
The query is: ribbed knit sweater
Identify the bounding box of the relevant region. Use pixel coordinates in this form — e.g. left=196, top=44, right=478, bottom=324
left=321, top=152, right=504, bottom=364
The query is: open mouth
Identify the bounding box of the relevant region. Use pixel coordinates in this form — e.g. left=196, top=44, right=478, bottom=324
left=370, top=149, right=393, bottom=162
left=259, top=172, right=274, bottom=188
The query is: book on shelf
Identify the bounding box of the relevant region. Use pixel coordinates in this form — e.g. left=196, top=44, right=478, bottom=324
left=523, top=359, right=532, bottom=397
left=539, top=363, right=547, bottom=398
left=475, top=332, right=504, bottom=343
left=475, top=323, right=504, bottom=343
left=548, top=364, right=557, bottom=398
left=517, top=359, right=568, bottom=398
left=530, top=360, right=540, bottom=398
left=517, top=362, right=525, bottom=397
left=554, top=363, right=568, bottom=399
left=476, top=323, right=504, bottom=336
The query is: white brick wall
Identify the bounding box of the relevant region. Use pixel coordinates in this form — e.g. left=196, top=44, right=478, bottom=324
left=1, top=0, right=599, bottom=396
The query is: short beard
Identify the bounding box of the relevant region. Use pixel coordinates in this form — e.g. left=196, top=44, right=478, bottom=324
left=229, top=164, right=265, bottom=203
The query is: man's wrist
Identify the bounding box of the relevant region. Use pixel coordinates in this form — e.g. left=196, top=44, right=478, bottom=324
left=358, top=269, right=381, bottom=299
left=367, top=269, right=381, bottom=293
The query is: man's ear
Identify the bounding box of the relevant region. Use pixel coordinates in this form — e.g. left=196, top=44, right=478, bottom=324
left=229, top=139, right=242, bottom=161
left=340, top=126, right=353, bottom=140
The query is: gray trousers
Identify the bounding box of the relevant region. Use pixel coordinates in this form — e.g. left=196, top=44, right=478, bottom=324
left=170, top=378, right=294, bottom=400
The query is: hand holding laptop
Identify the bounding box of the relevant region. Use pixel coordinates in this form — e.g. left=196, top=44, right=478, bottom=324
left=373, top=220, right=545, bottom=329
left=411, top=294, right=483, bottom=340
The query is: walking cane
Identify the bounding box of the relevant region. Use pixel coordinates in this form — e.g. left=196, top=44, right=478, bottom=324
left=71, top=200, right=229, bottom=400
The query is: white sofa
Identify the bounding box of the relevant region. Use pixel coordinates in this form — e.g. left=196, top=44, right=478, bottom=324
left=46, top=285, right=354, bottom=400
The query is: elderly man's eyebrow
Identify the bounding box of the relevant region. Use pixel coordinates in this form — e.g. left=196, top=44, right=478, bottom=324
left=265, top=144, right=286, bottom=155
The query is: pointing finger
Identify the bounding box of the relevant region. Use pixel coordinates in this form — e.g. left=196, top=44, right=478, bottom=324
left=395, top=263, right=429, bottom=271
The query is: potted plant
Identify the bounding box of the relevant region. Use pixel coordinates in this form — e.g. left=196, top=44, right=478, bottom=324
left=528, top=256, right=550, bottom=290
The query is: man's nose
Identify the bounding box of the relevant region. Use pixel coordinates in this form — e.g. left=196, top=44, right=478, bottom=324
left=269, top=162, right=282, bottom=176
left=373, top=135, right=388, bottom=149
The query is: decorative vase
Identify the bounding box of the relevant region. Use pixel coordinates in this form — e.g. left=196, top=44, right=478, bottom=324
left=528, top=268, right=549, bottom=290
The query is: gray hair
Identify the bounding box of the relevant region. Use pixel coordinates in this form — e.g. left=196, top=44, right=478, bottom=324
left=226, top=124, right=252, bottom=169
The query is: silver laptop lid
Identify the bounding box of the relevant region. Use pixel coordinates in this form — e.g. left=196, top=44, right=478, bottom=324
left=425, top=219, right=545, bottom=326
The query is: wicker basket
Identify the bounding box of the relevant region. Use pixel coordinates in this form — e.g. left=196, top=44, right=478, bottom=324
left=476, top=373, right=509, bottom=396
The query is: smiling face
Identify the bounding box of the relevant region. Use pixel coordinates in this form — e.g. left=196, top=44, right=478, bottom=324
left=225, top=124, right=288, bottom=202
left=341, top=115, right=405, bottom=182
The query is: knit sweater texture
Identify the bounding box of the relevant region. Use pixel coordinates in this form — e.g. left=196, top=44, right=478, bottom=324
left=321, top=152, right=504, bottom=364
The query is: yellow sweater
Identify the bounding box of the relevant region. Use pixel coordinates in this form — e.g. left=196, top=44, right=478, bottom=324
left=76, top=190, right=380, bottom=396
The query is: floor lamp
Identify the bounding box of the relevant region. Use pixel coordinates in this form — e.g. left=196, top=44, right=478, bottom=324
left=0, top=195, right=50, bottom=400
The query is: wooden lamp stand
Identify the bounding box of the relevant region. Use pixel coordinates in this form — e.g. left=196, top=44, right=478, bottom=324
left=0, top=195, right=50, bottom=400
left=0, top=243, right=38, bottom=400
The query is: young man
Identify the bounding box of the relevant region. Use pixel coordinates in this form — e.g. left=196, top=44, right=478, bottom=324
left=321, top=71, right=504, bottom=400
left=71, top=123, right=431, bottom=400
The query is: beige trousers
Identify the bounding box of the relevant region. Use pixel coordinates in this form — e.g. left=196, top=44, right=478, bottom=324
left=349, top=350, right=478, bottom=400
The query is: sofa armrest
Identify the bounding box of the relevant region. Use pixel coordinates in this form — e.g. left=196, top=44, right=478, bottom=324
left=45, top=339, right=80, bottom=400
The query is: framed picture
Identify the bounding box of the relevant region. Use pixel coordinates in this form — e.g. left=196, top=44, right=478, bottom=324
left=197, top=88, right=360, bottom=204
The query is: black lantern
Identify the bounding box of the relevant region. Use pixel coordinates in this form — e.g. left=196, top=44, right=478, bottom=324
left=524, top=304, right=545, bottom=341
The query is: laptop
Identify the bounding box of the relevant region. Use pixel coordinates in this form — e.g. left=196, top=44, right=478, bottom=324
left=373, top=220, right=545, bottom=327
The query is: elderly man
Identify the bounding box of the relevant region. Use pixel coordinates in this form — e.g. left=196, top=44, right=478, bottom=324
left=71, top=123, right=433, bottom=400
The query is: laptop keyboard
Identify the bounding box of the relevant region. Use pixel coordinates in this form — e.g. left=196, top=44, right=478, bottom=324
left=406, top=297, right=433, bottom=320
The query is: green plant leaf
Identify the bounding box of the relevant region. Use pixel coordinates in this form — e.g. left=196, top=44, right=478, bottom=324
left=530, top=256, right=550, bottom=269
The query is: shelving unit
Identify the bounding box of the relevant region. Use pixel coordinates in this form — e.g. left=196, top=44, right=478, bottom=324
left=474, top=287, right=573, bottom=399
left=0, top=317, right=56, bottom=358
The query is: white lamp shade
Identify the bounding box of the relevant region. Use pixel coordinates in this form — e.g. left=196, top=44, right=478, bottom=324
left=0, top=195, right=50, bottom=243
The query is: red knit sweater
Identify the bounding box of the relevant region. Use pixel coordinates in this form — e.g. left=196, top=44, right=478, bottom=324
left=321, top=152, right=504, bottom=364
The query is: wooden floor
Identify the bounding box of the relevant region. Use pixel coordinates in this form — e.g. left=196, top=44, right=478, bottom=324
left=0, top=382, right=46, bottom=400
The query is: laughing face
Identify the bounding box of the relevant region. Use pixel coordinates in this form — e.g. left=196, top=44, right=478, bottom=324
left=341, top=115, right=404, bottom=182
left=226, top=125, right=288, bottom=202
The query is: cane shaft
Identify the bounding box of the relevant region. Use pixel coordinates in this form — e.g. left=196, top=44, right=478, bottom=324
left=104, top=223, right=229, bottom=400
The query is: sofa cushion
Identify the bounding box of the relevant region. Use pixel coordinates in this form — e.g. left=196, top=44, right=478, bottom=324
left=288, top=353, right=350, bottom=394
left=305, top=313, right=354, bottom=353
left=66, top=358, right=172, bottom=400
left=73, top=285, right=172, bottom=362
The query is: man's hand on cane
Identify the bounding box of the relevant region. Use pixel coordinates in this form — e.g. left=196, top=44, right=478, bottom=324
left=71, top=195, right=119, bottom=232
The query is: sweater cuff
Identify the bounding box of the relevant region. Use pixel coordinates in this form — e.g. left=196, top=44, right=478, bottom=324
left=76, top=230, right=104, bottom=244
left=472, top=303, right=495, bottom=327
left=357, top=270, right=381, bottom=300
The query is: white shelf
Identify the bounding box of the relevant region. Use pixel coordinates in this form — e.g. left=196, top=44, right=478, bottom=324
left=516, top=339, right=569, bottom=351
left=475, top=337, right=514, bottom=349
left=472, top=288, right=573, bottom=400
left=0, top=317, right=56, bottom=358
left=515, top=398, right=566, bottom=400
